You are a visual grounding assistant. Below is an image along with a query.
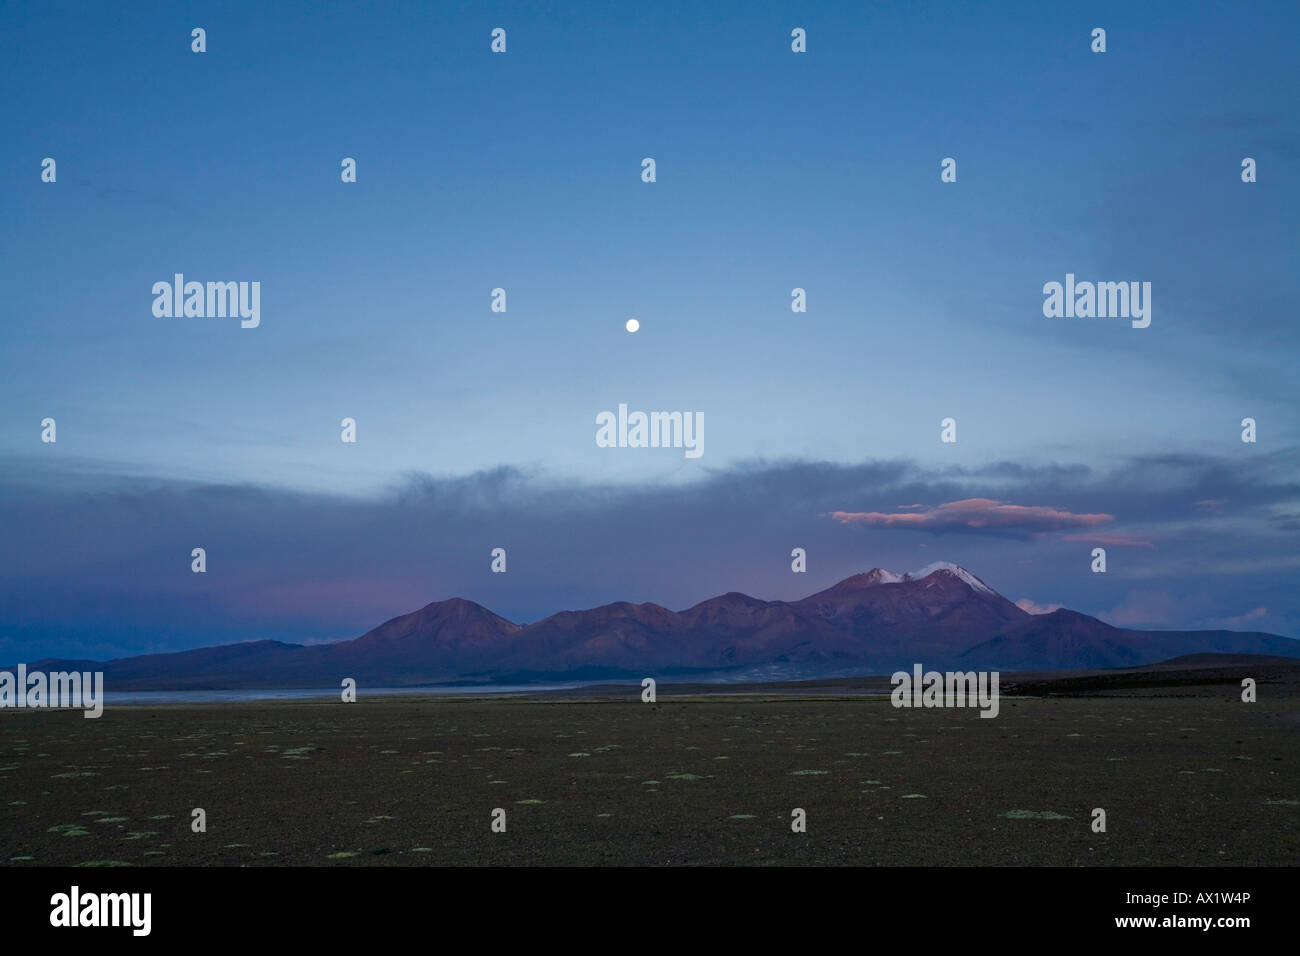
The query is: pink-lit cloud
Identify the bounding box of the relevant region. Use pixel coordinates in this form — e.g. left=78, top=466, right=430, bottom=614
left=830, top=498, right=1113, bottom=533
left=1016, top=598, right=1064, bottom=615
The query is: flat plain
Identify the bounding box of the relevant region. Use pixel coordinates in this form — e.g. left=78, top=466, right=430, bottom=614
left=2, top=665, right=1297, bottom=866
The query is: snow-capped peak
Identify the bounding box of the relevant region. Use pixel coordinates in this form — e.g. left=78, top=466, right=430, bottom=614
left=862, top=568, right=905, bottom=584
left=906, top=562, right=996, bottom=595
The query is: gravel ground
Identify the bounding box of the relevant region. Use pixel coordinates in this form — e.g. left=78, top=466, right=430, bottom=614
left=1, top=683, right=1296, bottom=866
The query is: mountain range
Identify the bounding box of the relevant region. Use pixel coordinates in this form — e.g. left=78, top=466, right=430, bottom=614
left=19, top=562, right=1300, bottom=689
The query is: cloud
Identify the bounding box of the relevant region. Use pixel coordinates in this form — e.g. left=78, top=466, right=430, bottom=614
left=830, top=498, right=1113, bottom=535
left=1166, top=111, right=1283, bottom=132
left=1216, top=607, right=1270, bottom=630
left=1061, top=532, right=1154, bottom=548
left=1100, top=591, right=1182, bottom=628
left=2, top=448, right=1297, bottom=658
left=1273, top=512, right=1300, bottom=532
left=1016, top=598, right=1064, bottom=615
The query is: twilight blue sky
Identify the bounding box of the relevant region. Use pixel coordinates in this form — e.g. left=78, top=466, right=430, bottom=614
left=2, top=1, right=1298, bottom=661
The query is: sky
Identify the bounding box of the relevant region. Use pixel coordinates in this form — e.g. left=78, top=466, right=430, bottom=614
left=2, top=1, right=1298, bottom=661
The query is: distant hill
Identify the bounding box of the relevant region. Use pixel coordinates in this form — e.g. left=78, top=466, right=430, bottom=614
left=17, top=563, right=1300, bottom=689
left=958, top=608, right=1300, bottom=670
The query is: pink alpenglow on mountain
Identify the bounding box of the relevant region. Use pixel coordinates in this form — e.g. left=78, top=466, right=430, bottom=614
left=19, top=564, right=1299, bottom=689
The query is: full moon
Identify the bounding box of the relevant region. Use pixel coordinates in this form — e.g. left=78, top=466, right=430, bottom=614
left=625, top=318, right=640, bottom=333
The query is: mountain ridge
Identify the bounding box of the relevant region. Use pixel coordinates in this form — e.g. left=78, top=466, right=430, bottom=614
left=12, top=565, right=1299, bottom=689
